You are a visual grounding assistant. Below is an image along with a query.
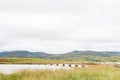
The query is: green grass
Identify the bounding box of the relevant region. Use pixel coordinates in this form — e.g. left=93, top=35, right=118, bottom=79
left=0, top=58, right=86, bottom=64
left=0, top=58, right=64, bottom=64
left=0, top=58, right=120, bottom=80
left=0, top=65, right=119, bottom=80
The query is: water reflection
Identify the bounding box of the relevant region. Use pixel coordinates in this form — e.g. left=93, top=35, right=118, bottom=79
left=0, top=64, right=72, bottom=74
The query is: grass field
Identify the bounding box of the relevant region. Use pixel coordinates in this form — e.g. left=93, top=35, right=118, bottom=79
left=0, top=58, right=120, bottom=80
left=0, top=58, right=86, bottom=64
left=0, top=65, right=119, bottom=80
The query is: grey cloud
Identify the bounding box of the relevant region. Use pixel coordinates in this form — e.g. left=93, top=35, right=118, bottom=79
left=0, top=0, right=120, bottom=53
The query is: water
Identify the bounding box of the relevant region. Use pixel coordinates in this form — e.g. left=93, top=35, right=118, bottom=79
left=0, top=64, right=78, bottom=74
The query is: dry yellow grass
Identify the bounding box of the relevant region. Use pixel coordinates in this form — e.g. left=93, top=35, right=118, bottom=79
left=0, top=65, right=119, bottom=80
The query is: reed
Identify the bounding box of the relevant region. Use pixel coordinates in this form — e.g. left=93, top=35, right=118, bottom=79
left=0, top=65, right=120, bottom=80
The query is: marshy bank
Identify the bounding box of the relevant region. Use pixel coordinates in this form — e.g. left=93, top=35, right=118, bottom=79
left=0, top=64, right=81, bottom=74
left=0, top=65, right=120, bottom=80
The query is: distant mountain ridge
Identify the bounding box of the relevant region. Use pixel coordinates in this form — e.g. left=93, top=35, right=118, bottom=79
left=0, top=50, right=50, bottom=58
left=0, top=50, right=120, bottom=62
left=65, top=50, right=120, bottom=56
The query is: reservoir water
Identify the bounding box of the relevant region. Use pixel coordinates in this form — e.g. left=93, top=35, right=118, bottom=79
left=0, top=64, right=81, bottom=74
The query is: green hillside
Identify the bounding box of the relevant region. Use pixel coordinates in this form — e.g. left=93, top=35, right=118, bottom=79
left=0, top=50, right=120, bottom=62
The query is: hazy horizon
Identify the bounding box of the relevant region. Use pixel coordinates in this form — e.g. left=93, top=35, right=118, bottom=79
left=1, top=50, right=120, bottom=54
left=0, top=0, right=120, bottom=54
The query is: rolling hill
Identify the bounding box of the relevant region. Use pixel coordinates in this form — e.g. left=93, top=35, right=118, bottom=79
left=0, top=50, right=120, bottom=62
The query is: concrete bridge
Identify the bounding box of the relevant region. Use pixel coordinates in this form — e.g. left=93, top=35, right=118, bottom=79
left=21, top=63, right=90, bottom=67
left=44, top=63, right=86, bottom=67
left=17, top=62, right=120, bottom=67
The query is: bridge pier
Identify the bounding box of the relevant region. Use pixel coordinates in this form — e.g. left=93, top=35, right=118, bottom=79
left=62, top=64, right=65, bottom=66
left=69, top=64, right=71, bottom=67
left=56, top=64, right=59, bottom=66
left=75, top=64, right=78, bottom=67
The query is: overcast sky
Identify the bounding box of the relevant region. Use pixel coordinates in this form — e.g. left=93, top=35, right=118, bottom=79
left=0, top=0, right=120, bottom=54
